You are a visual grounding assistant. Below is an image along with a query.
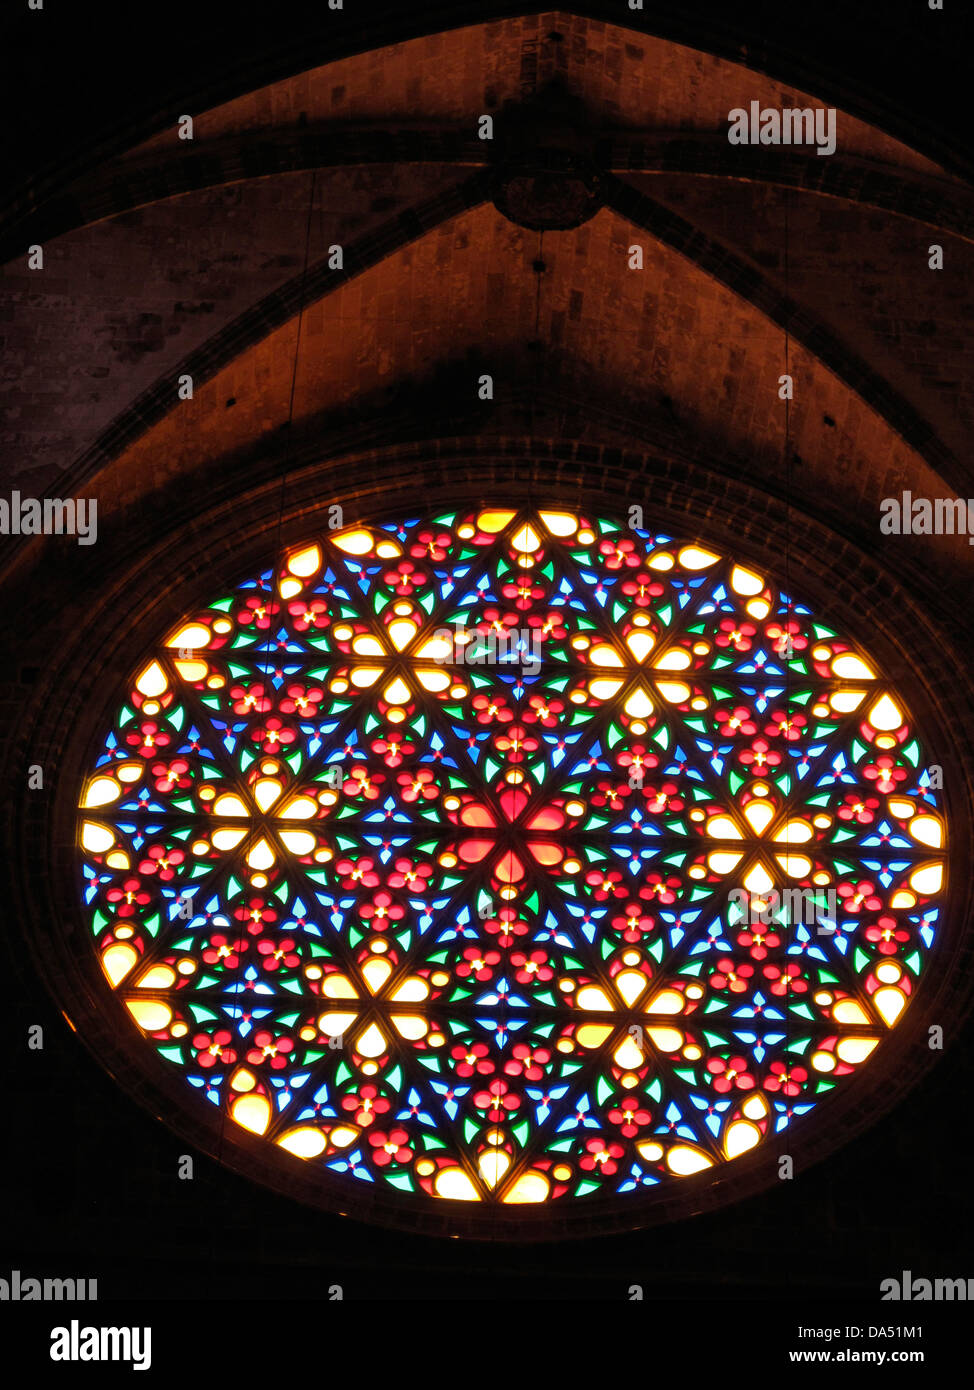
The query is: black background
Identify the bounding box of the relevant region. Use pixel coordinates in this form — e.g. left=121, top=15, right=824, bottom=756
left=1, top=0, right=971, bottom=1320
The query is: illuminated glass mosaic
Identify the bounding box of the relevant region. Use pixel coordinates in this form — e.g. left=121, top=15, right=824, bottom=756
left=77, top=508, right=946, bottom=1218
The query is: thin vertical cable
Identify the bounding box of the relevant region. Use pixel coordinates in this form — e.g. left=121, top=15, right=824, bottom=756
left=218, top=167, right=319, bottom=1163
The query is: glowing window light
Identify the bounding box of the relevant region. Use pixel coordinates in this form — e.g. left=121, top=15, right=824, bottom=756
left=75, top=507, right=945, bottom=1231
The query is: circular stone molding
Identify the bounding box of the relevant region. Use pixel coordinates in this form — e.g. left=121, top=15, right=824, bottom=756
left=72, top=505, right=947, bottom=1235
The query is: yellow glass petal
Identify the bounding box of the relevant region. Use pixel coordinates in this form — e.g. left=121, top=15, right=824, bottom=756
left=136, top=965, right=176, bottom=989
left=166, top=623, right=210, bottom=649
left=212, top=793, right=248, bottom=817
left=322, top=974, right=358, bottom=1000
left=774, top=818, right=813, bottom=844
left=361, top=957, right=393, bottom=993
left=730, top=565, right=764, bottom=596
left=350, top=665, right=382, bottom=689
left=743, top=801, right=774, bottom=835
left=875, top=961, right=902, bottom=984
left=278, top=829, right=316, bottom=855
left=135, top=660, right=168, bottom=696
left=724, top=1120, right=761, bottom=1158
left=82, top=776, right=121, bottom=809
left=388, top=619, right=418, bottom=651
left=280, top=795, right=317, bottom=819
left=707, top=815, right=742, bottom=840
left=102, top=943, right=137, bottom=986
left=576, top=1023, right=613, bottom=1047
left=317, top=1011, right=357, bottom=1035
left=832, top=653, right=875, bottom=679
left=678, top=546, right=719, bottom=570
left=479, top=1150, right=511, bottom=1188
left=476, top=510, right=516, bottom=533
left=211, top=827, right=246, bottom=850
left=332, top=529, right=374, bottom=555
left=873, top=986, right=906, bottom=1026
left=625, top=630, right=655, bottom=662
left=647, top=1026, right=683, bottom=1052
left=286, top=544, right=322, bottom=578
left=512, top=523, right=541, bottom=552
left=613, top=1036, right=644, bottom=1068
left=383, top=676, right=411, bottom=704
left=351, top=634, right=385, bottom=657
left=392, top=1015, right=428, bottom=1041
left=576, top=985, right=613, bottom=1011
left=654, top=681, right=690, bottom=703
left=416, top=634, right=453, bottom=660
left=126, top=999, right=172, bottom=1032
left=636, top=1140, right=664, bottom=1161
left=835, top=1036, right=878, bottom=1064
left=589, top=643, right=624, bottom=667
left=909, top=815, right=943, bottom=848
left=278, top=1127, right=326, bottom=1158
left=174, top=659, right=209, bottom=681
left=624, top=686, right=654, bottom=718
left=81, top=821, right=114, bottom=853
left=538, top=510, right=578, bottom=537
left=416, top=668, right=451, bottom=692
left=868, top=694, right=903, bottom=731
left=742, top=1093, right=768, bottom=1120
left=246, top=838, right=276, bottom=870
left=708, top=851, right=743, bottom=874
left=434, top=1167, right=480, bottom=1200
left=910, top=863, right=943, bottom=894
left=667, top=1144, right=713, bottom=1174
left=829, top=689, right=866, bottom=712
left=646, top=989, right=684, bottom=1015
left=390, top=976, right=430, bottom=1003
left=743, top=863, right=774, bottom=894
left=775, top=854, right=812, bottom=877
left=232, top=1093, right=271, bottom=1135
left=503, top=1172, right=550, bottom=1204
left=355, top=1022, right=388, bottom=1058
left=589, top=677, right=624, bottom=700
left=615, top=970, right=649, bottom=1005
left=653, top=648, right=691, bottom=670
left=833, top=999, right=869, bottom=1025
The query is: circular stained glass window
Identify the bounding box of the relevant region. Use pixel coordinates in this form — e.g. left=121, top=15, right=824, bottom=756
left=77, top=507, right=946, bottom=1229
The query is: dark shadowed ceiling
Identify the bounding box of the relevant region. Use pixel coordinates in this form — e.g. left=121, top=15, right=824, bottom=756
left=2, top=5, right=972, bottom=619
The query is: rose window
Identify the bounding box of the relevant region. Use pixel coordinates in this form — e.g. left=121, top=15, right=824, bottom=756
left=77, top=507, right=946, bottom=1228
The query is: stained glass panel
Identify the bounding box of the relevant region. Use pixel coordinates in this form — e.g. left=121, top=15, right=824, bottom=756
left=77, top=508, right=945, bottom=1222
